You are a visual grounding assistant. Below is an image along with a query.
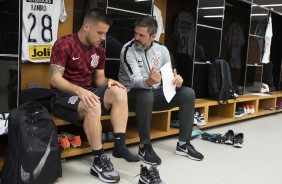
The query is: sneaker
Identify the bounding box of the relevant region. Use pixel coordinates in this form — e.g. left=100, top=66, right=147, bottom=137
left=61, top=132, right=81, bottom=148
left=193, top=111, right=200, bottom=125
left=58, top=134, right=70, bottom=149
left=138, top=164, right=164, bottom=184
left=233, top=133, right=244, bottom=148
left=106, top=132, right=114, bottom=143
left=170, top=119, right=180, bottom=128
left=138, top=144, right=161, bottom=165
left=197, top=113, right=206, bottom=126
left=201, top=132, right=225, bottom=143
left=90, top=154, right=120, bottom=183
left=249, top=105, right=255, bottom=114
left=223, top=130, right=234, bottom=145
left=235, top=107, right=244, bottom=118
left=175, top=142, right=204, bottom=161
left=102, top=132, right=106, bottom=144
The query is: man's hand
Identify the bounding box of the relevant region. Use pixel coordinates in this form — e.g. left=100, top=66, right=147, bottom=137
left=76, top=87, right=100, bottom=108
left=172, top=69, right=183, bottom=88
left=107, top=79, right=127, bottom=90
left=146, top=67, right=162, bottom=86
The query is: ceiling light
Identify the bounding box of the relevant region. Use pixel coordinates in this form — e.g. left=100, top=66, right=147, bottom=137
left=254, top=4, right=282, bottom=7
left=199, top=6, right=224, bottom=10
left=251, top=13, right=268, bottom=16
left=203, top=15, right=223, bottom=18
left=134, top=0, right=149, bottom=2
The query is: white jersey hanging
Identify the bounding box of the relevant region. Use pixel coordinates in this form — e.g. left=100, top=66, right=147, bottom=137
left=22, top=0, right=67, bottom=63
left=261, top=16, right=272, bottom=64
left=153, top=5, right=164, bottom=42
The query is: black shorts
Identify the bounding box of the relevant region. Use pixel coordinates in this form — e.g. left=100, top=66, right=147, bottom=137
left=50, top=86, right=109, bottom=127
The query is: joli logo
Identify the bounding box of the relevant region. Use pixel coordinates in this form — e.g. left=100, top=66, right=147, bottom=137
left=29, top=45, right=52, bottom=60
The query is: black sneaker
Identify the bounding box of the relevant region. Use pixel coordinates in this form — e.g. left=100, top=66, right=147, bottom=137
left=175, top=142, right=204, bottom=161
left=233, top=133, right=244, bottom=148
left=201, top=132, right=225, bottom=143
left=90, top=154, right=120, bottom=183
left=138, top=144, right=161, bottom=165
left=223, top=130, right=235, bottom=145
left=139, top=164, right=165, bottom=184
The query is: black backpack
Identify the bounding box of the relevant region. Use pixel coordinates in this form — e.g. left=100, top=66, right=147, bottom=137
left=1, top=101, right=62, bottom=184
left=208, top=59, right=236, bottom=104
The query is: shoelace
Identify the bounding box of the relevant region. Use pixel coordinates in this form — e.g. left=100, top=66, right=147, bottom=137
left=145, top=144, right=158, bottom=157
left=148, top=166, right=161, bottom=182
left=99, top=157, right=113, bottom=171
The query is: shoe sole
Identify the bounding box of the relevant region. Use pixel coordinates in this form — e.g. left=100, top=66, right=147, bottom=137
left=233, top=143, right=243, bottom=148
left=90, top=167, right=119, bottom=183
left=138, top=155, right=161, bottom=165
left=175, top=150, right=202, bottom=161
left=224, top=140, right=233, bottom=145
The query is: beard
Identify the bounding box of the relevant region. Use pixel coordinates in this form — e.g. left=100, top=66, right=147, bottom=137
left=134, top=40, right=148, bottom=50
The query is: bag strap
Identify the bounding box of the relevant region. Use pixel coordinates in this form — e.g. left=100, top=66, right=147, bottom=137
left=218, top=61, right=228, bottom=104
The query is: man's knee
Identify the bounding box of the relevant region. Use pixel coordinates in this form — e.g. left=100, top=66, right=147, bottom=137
left=177, top=87, right=195, bottom=100
left=136, top=90, right=154, bottom=106
left=78, top=101, right=102, bottom=119
left=106, top=86, right=127, bottom=102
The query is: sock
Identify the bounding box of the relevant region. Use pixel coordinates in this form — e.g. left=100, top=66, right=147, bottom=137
left=178, top=141, right=186, bottom=146
left=112, top=133, right=140, bottom=162
left=92, top=148, right=104, bottom=165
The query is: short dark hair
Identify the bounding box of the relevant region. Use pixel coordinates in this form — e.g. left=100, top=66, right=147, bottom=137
left=134, top=16, right=158, bottom=35
left=83, top=8, right=113, bottom=26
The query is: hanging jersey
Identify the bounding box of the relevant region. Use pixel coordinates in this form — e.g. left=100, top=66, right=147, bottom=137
left=262, top=16, right=272, bottom=64
left=153, top=5, right=164, bottom=41
left=87, top=0, right=106, bottom=10
left=22, top=0, right=67, bottom=63
left=224, top=22, right=245, bottom=68
left=174, top=11, right=195, bottom=56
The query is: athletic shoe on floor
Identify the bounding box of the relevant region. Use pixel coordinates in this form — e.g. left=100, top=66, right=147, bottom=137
left=175, top=142, right=204, bottom=161
left=138, top=144, right=161, bottom=165
left=223, top=130, right=234, bottom=145
left=138, top=164, right=165, bottom=184
left=201, top=132, right=225, bottom=143
left=233, top=133, right=244, bottom=148
left=90, top=154, right=120, bottom=183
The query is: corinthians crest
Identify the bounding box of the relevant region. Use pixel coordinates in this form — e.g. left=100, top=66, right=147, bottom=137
left=91, top=54, right=100, bottom=68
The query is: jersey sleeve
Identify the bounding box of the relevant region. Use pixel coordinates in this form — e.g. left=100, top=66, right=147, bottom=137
left=50, top=38, right=69, bottom=67
left=60, top=0, right=67, bottom=22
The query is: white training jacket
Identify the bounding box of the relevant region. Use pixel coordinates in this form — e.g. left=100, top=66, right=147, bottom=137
left=119, top=39, right=171, bottom=90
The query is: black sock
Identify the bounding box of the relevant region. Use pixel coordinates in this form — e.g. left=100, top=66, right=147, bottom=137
left=112, top=133, right=140, bottom=162
left=92, top=148, right=104, bottom=165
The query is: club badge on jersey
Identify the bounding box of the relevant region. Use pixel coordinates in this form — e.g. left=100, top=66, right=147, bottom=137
left=22, top=0, right=67, bottom=63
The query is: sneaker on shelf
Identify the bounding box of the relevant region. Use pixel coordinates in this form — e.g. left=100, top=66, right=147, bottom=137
left=249, top=105, right=255, bottom=114
left=175, top=142, right=204, bottom=161
left=102, top=132, right=106, bottom=144
left=201, top=132, right=225, bottom=143
left=193, top=111, right=200, bottom=125
left=106, top=132, right=114, bottom=143
left=223, top=130, right=234, bottom=145
left=235, top=107, right=244, bottom=118
left=197, top=113, right=206, bottom=126
left=233, top=133, right=244, bottom=148
left=138, top=164, right=165, bottom=184
left=90, top=154, right=120, bottom=183
left=138, top=144, right=161, bottom=165
left=243, top=105, right=247, bottom=115
left=61, top=132, right=81, bottom=148
left=58, top=133, right=70, bottom=150
left=245, top=105, right=251, bottom=114
left=170, top=119, right=180, bottom=128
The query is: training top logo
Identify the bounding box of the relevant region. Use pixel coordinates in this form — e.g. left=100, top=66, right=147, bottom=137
left=151, top=55, right=161, bottom=68
left=91, top=54, right=100, bottom=68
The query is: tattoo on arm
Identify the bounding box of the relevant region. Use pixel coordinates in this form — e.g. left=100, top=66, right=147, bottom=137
left=50, top=64, right=65, bottom=77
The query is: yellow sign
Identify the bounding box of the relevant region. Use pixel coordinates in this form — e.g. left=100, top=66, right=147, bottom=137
left=29, top=45, right=52, bottom=60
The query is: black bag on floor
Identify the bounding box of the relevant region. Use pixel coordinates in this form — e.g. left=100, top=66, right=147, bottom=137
left=1, top=101, right=62, bottom=184
left=208, top=59, right=236, bottom=104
